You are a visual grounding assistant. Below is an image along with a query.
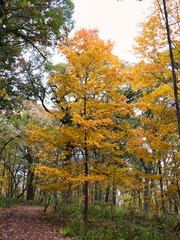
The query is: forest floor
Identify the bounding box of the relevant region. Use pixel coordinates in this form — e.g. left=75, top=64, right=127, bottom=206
left=0, top=205, right=70, bottom=240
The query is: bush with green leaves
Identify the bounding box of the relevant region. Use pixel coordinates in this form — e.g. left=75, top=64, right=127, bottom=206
left=55, top=203, right=180, bottom=240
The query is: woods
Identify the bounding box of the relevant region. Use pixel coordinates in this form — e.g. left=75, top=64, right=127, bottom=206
left=0, top=0, right=180, bottom=239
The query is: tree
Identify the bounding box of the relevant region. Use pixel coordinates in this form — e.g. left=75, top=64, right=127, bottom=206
left=130, top=0, right=180, bottom=209
left=161, top=0, right=180, bottom=135
left=28, top=28, right=134, bottom=223
left=118, top=0, right=180, bottom=135
left=133, top=0, right=180, bottom=135
left=0, top=0, right=74, bottom=58
left=0, top=115, right=21, bottom=197
left=0, top=0, right=74, bottom=111
left=0, top=102, right=51, bottom=200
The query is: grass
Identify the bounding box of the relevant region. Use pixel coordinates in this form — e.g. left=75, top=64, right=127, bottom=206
left=0, top=196, right=15, bottom=210
left=48, top=203, right=180, bottom=240
left=0, top=196, right=43, bottom=211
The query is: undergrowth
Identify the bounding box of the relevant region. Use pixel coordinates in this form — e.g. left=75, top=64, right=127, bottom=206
left=0, top=196, right=14, bottom=209
left=48, top=203, right=180, bottom=240
left=0, top=196, right=42, bottom=210
left=1, top=197, right=179, bottom=240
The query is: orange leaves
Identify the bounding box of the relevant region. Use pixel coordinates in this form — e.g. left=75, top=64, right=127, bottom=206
left=73, top=112, right=114, bottom=130
left=35, top=165, right=74, bottom=192
left=26, top=28, right=136, bottom=196
left=59, top=29, right=115, bottom=69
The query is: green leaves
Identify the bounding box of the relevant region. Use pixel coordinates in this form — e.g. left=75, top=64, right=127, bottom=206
left=0, top=0, right=74, bottom=111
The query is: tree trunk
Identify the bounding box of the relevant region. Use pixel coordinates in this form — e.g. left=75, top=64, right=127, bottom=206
left=138, top=190, right=142, bottom=211
left=0, top=159, right=5, bottom=195
left=174, top=196, right=179, bottom=215
left=169, top=198, right=172, bottom=213
left=162, top=0, right=180, bottom=135
left=84, top=75, right=89, bottom=224
left=53, top=192, right=58, bottom=212
left=25, top=148, right=34, bottom=201
left=94, top=182, right=98, bottom=203
left=144, top=177, right=150, bottom=213
left=77, top=185, right=80, bottom=199
left=63, top=144, right=72, bottom=204
left=26, top=169, right=34, bottom=200
left=44, top=195, right=51, bottom=213
left=84, top=137, right=88, bottom=224
left=105, top=186, right=110, bottom=203
left=112, top=181, right=116, bottom=207
left=140, top=159, right=151, bottom=213
left=158, top=160, right=165, bottom=211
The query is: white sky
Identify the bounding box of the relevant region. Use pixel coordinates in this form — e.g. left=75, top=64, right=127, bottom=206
left=71, top=0, right=152, bottom=63
left=52, top=0, right=153, bottom=64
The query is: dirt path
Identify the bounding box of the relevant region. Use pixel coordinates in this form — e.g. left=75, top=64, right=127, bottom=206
left=0, top=206, right=69, bottom=240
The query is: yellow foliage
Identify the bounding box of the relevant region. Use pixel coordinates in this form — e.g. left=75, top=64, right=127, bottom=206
left=26, top=28, right=134, bottom=194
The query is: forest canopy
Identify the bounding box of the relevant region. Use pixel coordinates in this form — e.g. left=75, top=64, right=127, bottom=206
left=0, top=0, right=180, bottom=239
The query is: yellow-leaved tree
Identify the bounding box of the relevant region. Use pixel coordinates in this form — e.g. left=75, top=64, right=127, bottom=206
left=129, top=0, right=180, bottom=213
left=28, top=28, right=134, bottom=222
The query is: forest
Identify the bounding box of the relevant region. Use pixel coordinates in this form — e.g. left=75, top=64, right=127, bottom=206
left=0, top=0, right=180, bottom=239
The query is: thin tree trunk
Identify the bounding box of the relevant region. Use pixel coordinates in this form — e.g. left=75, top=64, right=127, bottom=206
left=94, top=181, right=98, bottom=203
left=25, top=148, right=34, bottom=201
left=169, top=198, right=172, bottom=213
left=162, top=0, right=180, bottom=135
left=138, top=177, right=142, bottom=212
left=99, top=188, right=102, bottom=202
left=112, top=181, right=116, bottom=207
left=138, top=190, right=142, bottom=211
left=174, top=196, right=179, bottom=215
left=158, top=160, right=165, bottom=211
left=44, top=195, right=51, bottom=213
left=0, top=159, right=5, bottom=195
left=22, top=166, right=26, bottom=200
left=84, top=132, right=88, bottom=224
left=140, top=159, right=150, bottom=213
left=77, top=185, right=80, bottom=199
left=17, top=186, right=27, bottom=200
left=105, top=186, right=110, bottom=203
left=53, top=192, right=58, bottom=212
left=84, top=74, right=88, bottom=224
left=144, top=177, right=150, bottom=213
left=64, top=143, right=73, bottom=204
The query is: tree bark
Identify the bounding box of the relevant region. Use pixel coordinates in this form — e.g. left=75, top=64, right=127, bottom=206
left=84, top=74, right=88, bottom=224
left=84, top=132, right=88, bottom=224
left=25, top=148, right=34, bottom=201
left=140, top=159, right=150, bottom=213
left=158, top=160, right=165, bottom=211
left=105, top=186, right=110, bottom=203
left=162, top=0, right=180, bottom=136
left=94, top=182, right=98, bottom=202
left=144, top=177, right=150, bottom=213
left=26, top=169, right=34, bottom=200
left=112, top=181, right=116, bottom=207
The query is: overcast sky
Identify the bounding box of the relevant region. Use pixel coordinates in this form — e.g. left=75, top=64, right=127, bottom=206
left=53, top=0, right=152, bottom=64
left=71, top=0, right=152, bottom=63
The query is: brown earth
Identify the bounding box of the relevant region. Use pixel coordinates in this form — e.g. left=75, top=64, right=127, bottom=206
left=0, top=205, right=69, bottom=240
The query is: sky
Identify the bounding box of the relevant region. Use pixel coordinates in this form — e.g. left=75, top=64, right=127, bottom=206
left=70, top=0, right=152, bottom=63
left=52, top=0, right=152, bottom=64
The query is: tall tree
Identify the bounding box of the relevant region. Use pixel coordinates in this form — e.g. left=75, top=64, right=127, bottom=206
left=28, top=28, right=133, bottom=223
left=119, top=0, right=180, bottom=134
left=133, top=0, right=180, bottom=135
left=157, top=0, right=180, bottom=135
left=130, top=4, right=180, bottom=209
